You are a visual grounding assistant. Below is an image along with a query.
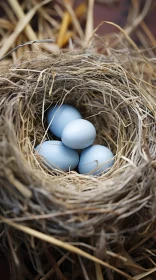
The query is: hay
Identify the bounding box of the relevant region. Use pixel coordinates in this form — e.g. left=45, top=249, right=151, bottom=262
left=1, top=0, right=155, bottom=62
left=0, top=45, right=156, bottom=279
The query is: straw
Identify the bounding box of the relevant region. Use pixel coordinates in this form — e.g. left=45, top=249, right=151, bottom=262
left=0, top=46, right=155, bottom=278
left=85, top=0, right=95, bottom=45
left=0, top=0, right=52, bottom=59
left=8, top=0, right=38, bottom=41
left=1, top=217, right=134, bottom=279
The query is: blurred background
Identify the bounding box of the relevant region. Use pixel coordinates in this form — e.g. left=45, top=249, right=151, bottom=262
left=0, top=0, right=155, bottom=63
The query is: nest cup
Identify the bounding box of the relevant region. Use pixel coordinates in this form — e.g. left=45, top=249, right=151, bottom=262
left=0, top=49, right=156, bottom=277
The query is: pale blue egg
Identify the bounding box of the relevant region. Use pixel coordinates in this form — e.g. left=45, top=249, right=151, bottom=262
left=35, top=140, right=79, bottom=171
left=62, top=119, right=96, bottom=149
left=47, top=104, right=82, bottom=138
left=78, top=145, right=114, bottom=175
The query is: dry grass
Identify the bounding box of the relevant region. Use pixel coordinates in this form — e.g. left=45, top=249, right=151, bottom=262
left=0, top=41, right=156, bottom=279
left=0, top=0, right=155, bottom=62
left=0, top=0, right=156, bottom=279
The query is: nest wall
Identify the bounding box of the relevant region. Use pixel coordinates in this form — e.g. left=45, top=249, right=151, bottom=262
left=0, top=49, right=155, bottom=255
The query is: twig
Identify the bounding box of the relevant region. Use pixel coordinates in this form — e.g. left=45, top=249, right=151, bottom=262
left=39, top=253, right=70, bottom=280
left=6, top=230, right=19, bottom=266
left=8, top=0, right=38, bottom=41
left=128, top=230, right=156, bottom=253
left=132, top=267, right=156, bottom=280
left=95, top=262, right=104, bottom=280
left=31, top=0, right=59, bottom=28
left=45, top=247, right=65, bottom=280
left=5, top=170, right=32, bottom=199
left=109, top=0, right=152, bottom=49
left=61, top=31, right=74, bottom=46
left=57, top=11, right=71, bottom=47
left=90, top=20, right=154, bottom=69
left=1, top=217, right=134, bottom=280
left=124, top=0, right=152, bottom=36
left=78, top=255, right=90, bottom=280
left=64, top=1, right=84, bottom=40
left=140, top=21, right=156, bottom=47
left=0, top=39, right=55, bottom=61
left=0, top=0, right=52, bottom=59
left=85, top=0, right=95, bottom=45
left=57, top=1, right=86, bottom=47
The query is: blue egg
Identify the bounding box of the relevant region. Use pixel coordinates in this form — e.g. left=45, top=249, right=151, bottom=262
left=47, top=104, right=82, bottom=138
left=62, top=119, right=96, bottom=149
left=78, top=145, right=114, bottom=175
left=35, top=140, right=79, bottom=171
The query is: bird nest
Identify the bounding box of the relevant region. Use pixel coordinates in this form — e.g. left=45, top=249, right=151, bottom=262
left=0, top=47, right=156, bottom=279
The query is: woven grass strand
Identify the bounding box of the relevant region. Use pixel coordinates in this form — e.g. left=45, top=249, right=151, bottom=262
left=0, top=47, right=155, bottom=277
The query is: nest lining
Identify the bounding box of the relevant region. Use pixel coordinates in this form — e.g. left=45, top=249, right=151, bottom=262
left=0, top=49, right=155, bottom=244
